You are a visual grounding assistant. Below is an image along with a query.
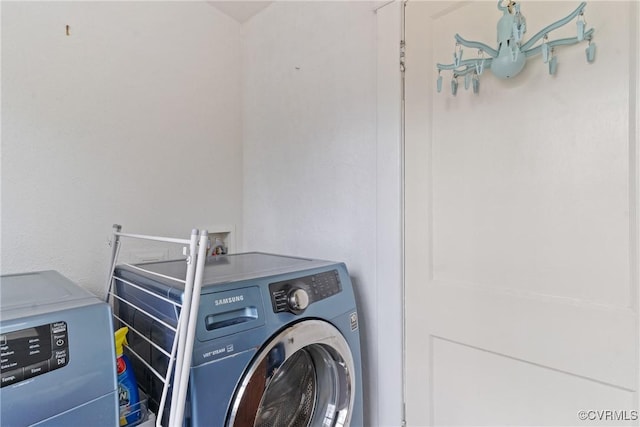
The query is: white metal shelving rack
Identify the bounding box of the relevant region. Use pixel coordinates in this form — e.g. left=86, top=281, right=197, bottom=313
left=106, top=225, right=210, bottom=427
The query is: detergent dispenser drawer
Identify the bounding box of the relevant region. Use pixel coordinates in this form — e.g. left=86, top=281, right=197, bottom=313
left=197, top=286, right=265, bottom=341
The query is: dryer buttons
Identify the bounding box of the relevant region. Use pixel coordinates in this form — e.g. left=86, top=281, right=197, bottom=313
left=1, top=321, right=69, bottom=388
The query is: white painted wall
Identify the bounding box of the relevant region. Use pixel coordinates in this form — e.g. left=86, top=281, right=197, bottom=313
left=2, top=2, right=404, bottom=424
left=1, top=1, right=244, bottom=297
left=241, top=2, right=403, bottom=425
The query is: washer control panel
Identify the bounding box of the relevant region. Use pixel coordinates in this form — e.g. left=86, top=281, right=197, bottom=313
left=1, top=322, right=70, bottom=388
left=269, top=270, right=342, bottom=314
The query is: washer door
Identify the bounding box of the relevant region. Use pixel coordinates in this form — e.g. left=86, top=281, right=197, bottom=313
left=226, top=320, right=355, bottom=427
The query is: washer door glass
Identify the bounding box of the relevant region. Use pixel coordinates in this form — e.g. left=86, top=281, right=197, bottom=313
left=227, top=320, right=355, bottom=427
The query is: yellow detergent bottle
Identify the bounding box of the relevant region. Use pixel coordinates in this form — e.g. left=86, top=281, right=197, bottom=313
left=115, top=327, right=140, bottom=426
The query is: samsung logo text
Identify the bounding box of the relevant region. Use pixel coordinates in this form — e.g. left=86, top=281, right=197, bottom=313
left=215, top=295, right=244, bottom=306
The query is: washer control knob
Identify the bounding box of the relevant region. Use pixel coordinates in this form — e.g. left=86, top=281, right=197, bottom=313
left=288, top=288, right=310, bottom=311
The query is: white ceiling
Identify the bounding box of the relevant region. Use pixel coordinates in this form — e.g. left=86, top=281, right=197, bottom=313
left=207, top=1, right=273, bottom=23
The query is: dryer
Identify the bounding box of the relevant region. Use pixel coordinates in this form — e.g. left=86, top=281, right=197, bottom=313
left=113, top=252, right=363, bottom=427
left=0, top=271, right=118, bottom=427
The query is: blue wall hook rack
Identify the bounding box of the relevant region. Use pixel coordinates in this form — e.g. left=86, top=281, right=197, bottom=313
left=436, top=1, right=596, bottom=96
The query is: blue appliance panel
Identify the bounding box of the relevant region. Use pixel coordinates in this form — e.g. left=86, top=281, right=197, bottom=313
left=0, top=271, right=118, bottom=427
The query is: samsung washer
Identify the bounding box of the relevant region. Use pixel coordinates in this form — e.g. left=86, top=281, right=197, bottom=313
left=113, top=252, right=363, bottom=426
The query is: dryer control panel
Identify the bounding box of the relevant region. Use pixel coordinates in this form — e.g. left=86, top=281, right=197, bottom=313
left=269, top=270, right=342, bottom=314
left=1, top=322, right=70, bottom=388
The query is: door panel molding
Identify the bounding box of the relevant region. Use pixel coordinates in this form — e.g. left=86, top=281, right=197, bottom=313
left=432, top=336, right=636, bottom=393
left=425, top=282, right=637, bottom=391
left=431, top=337, right=636, bottom=426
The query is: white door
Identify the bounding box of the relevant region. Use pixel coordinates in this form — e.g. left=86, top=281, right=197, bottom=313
left=404, top=2, right=640, bottom=426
